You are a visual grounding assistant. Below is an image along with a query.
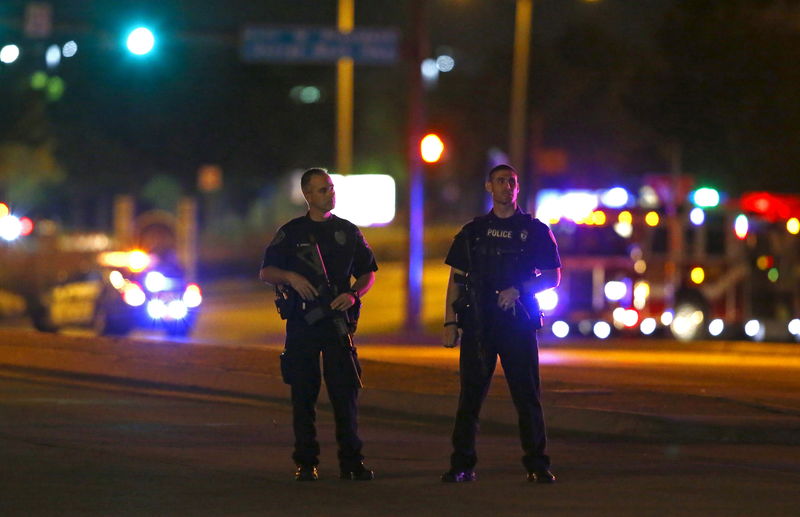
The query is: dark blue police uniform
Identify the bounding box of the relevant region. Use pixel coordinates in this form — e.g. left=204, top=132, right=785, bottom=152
left=445, top=208, right=561, bottom=474
left=262, top=214, right=378, bottom=472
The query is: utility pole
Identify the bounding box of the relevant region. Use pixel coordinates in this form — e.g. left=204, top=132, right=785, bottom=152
left=405, top=0, right=428, bottom=332
left=509, top=0, right=533, bottom=177
left=337, top=0, right=355, bottom=174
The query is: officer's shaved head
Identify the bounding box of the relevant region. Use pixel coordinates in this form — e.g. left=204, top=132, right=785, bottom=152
left=488, top=164, right=518, bottom=181
left=301, top=168, right=329, bottom=192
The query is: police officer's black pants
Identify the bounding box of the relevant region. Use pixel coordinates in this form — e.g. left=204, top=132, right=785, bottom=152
left=450, top=324, right=550, bottom=473
left=282, top=321, right=363, bottom=471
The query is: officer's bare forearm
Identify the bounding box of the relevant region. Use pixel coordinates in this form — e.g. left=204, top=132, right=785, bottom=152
left=259, top=266, right=296, bottom=286
left=520, top=268, right=561, bottom=294
left=350, top=271, right=376, bottom=298
left=444, top=268, right=463, bottom=323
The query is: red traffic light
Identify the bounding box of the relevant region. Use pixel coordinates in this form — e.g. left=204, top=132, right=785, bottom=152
left=420, top=133, right=444, bottom=163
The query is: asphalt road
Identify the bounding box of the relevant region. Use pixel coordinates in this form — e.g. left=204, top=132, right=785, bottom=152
left=1, top=375, right=799, bottom=517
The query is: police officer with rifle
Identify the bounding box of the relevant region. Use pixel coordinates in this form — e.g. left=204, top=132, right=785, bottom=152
left=260, top=168, right=377, bottom=482
left=441, top=164, right=561, bottom=484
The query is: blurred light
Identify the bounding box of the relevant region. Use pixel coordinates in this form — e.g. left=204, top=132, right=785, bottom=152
left=0, top=203, right=8, bottom=217
left=30, top=71, right=48, bottom=90
left=640, top=317, right=657, bottom=336
left=561, top=191, right=598, bottom=223
left=622, top=309, right=639, bottom=328
left=734, top=214, right=748, bottom=240
left=618, top=210, right=633, bottom=224
left=639, top=185, right=659, bottom=208
left=535, top=191, right=563, bottom=224
left=108, top=270, right=125, bottom=290
left=689, top=207, right=705, bottom=226
left=788, top=319, right=800, bottom=336
left=593, top=321, right=611, bottom=339
left=126, top=27, right=155, bottom=55
left=691, top=187, right=720, bottom=208
left=421, top=58, right=439, bottom=81
left=62, top=40, right=78, bottom=58
left=167, top=300, right=188, bottom=320
left=787, top=218, right=800, bottom=235
left=613, top=222, right=633, bottom=238
left=756, top=255, right=774, bottom=271
left=551, top=320, right=569, bottom=338
left=122, top=283, right=146, bottom=307
left=46, top=76, right=65, bottom=101
left=147, top=299, right=167, bottom=319
left=45, top=44, right=61, bottom=68
left=633, top=281, right=649, bottom=310
left=536, top=289, right=558, bottom=311
left=0, top=44, right=20, bottom=64
left=591, top=210, right=607, bottom=226
left=613, top=308, right=639, bottom=328
left=660, top=310, right=674, bottom=326
left=768, top=268, right=779, bottom=283
left=420, top=134, right=444, bottom=163
left=144, top=271, right=168, bottom=292
left=128, top=250, right=151, bottom=272
left=183, top=284, right=203, bottom=308
left=330, top=174, right=395, bottom=227
left=578, top=320, right=593, bottom=336
left=604, top=280, right=627, bottom=301
left=299, top=86, right=321, bottom=103
left=645, top=211, right=660, bottom=227
left=671, top=306, right=704, bottom=341
left=436, top=54, right=455, bottom=72
left=744, top=319, right=763, bottom=340
left=708, top=318, right=724, bottom=337
left=19, top=217, right=34, bottom=236
left=600, top=187, right=630, bottom=208
left=690, top=267, right=705, bottom=284
left=0, top=215, right=22, bottom=241
left=634, top=259, right=647, bottom=274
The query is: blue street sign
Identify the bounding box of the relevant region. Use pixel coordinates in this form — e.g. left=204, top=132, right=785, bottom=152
left=241, top=25, right=399, bottom=65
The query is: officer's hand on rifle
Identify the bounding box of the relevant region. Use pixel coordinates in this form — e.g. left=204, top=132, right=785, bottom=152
left=286, top=271, right=319, bottom=301
left=497, top=286, right=521, bottom=311
left=330, top=292, right=357, bottom=311
left=442, top=323, right=461, bottom=348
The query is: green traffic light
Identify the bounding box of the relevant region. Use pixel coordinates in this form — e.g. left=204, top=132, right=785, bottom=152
left=126, top=27, right=155, bottom=55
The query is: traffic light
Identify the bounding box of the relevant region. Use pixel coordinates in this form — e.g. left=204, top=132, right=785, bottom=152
left=420, top=133, right=444, bottom=163
left=126, top=27, right=156, bottom=56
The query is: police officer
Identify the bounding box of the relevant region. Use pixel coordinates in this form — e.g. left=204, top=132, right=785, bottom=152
left=441, top=164, right=561, bottom=483
left=260, top=168, right=378, bottom=482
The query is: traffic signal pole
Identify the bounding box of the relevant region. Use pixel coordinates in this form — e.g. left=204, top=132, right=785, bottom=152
left=405, top=0, right=428, bottom=332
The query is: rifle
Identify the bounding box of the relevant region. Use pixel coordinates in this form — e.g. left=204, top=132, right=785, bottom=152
left=452, top=226, right=488, bottom=376
left=295, top=239, right=364, bottom=388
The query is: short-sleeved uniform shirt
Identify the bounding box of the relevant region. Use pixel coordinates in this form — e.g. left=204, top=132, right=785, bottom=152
left=262, top=213, right=378, bottom=310
left=445, top=208, right=561, bottom=297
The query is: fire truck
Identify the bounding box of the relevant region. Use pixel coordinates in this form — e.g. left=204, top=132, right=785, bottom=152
left=534, top=181, right=800, bottom=342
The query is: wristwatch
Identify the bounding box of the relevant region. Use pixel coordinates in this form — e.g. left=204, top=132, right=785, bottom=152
left=349, top=289, right=360, bottom=302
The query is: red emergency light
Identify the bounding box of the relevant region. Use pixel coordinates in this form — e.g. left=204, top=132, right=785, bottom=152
left=740, top=192, right=800, bottom=223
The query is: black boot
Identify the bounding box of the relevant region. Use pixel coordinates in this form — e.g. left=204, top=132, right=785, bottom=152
left=441, top=470, right=476, bottom=483
left=295, top=465, right=319, bottom=481
left=526, top=469, right=555, bottom=484
left=340, top=463, right=374, bottom=481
